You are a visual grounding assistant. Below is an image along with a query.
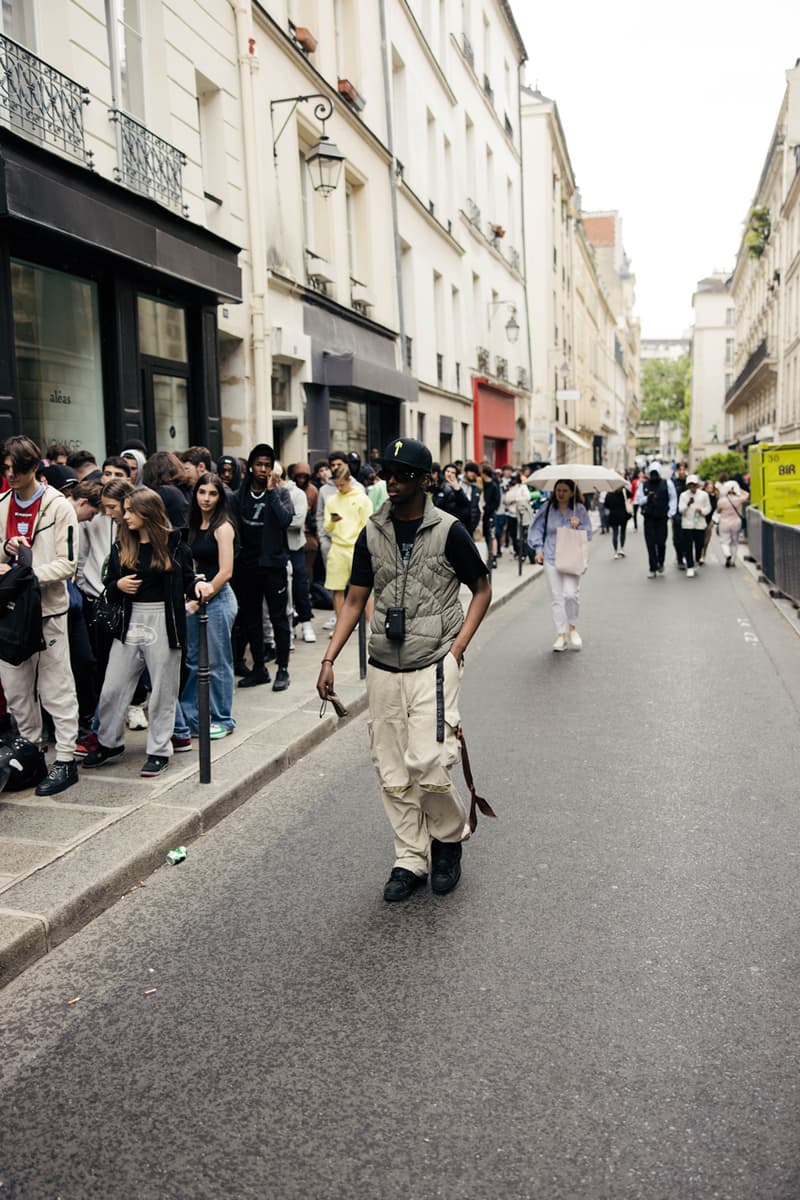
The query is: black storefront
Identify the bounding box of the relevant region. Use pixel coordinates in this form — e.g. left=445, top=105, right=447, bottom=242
left=302, top=295, right=417, bottom=466
left=0, top=131, right=240, bottom=460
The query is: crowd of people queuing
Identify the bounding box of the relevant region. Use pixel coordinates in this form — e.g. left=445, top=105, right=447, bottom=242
left=0, top=435, right=749, bottom=802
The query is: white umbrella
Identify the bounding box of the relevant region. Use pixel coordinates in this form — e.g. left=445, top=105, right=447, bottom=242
left=527, top=464, right=627, bottom=493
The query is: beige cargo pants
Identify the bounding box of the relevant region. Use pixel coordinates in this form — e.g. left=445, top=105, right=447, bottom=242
left=0, top=613, right=78, bottom=761
left=366, top=651, right=468, bottom=876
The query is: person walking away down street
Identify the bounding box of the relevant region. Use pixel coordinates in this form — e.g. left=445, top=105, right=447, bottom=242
left=0, top=436, right=81, bottom=796
left=528, top=479, right=593, bottom=652
left=604, top=481, right=631, bottom=559
left=638, top=462, right=677, bottom=578
left=323, top=464, right=372, bottom=628
left=173, top=473, right=238, bottom=746
left=699, top=480, right=717, bottom=565
left=716, top=480, right=750, bottom=568
left=316, top=437, right=491, bottom=902
left=82, top=488, right=203, bottom=778
left=462, top=462, right=483, bottom=539
left=672, top=464, right=689, bottom=568
left=677, top=474, right=711, bottom=578
left=231, top=443, right=294, bottom=691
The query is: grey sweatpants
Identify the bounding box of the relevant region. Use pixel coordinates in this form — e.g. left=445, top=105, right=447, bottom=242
left=97, top=603, right=181, bottom=758
left=0, top=612, right=78, bottom=760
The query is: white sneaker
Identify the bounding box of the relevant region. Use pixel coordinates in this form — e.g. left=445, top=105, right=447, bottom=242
left=686, top=568, right=696, bottom=578
left=126, top=704, right=148, bottom=730
left=647, top=571, right=656, bottom=579
left=301, top=621, right=317, bottom=643
left=553, top=633, right=568, bottom=652
left=569, top=629, right=583, bottom=650
left=322, top=616, right=336, bottom=630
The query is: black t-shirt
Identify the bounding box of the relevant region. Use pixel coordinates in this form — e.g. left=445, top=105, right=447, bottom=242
left=350, top=515, right=488, bottom=591
left=132, top=543, right=167, bottom=602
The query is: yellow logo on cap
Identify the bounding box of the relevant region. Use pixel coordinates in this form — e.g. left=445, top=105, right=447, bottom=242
left=394, top=440, right=403, bottom=456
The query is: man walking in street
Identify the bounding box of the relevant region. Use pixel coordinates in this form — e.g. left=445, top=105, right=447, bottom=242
left=316, top=437, right=491, bottom=902
left=0, top=436, right=81, bottom=795
left=639, top=461, right=677, bottom=579
left=231, top=443, right=294, bottom=692
left=672, top=463, right=689, bottom=569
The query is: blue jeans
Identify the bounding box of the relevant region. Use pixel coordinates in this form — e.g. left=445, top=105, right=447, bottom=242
left=174, top=583, right=238, bottom=737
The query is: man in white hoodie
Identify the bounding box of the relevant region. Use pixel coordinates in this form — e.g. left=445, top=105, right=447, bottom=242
left=0, top=436, right=80, bottom=796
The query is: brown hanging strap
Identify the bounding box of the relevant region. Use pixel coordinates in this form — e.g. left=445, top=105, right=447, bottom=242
left=457, top=724, right=497, bottom=833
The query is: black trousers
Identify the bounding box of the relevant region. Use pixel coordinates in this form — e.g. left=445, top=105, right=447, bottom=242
left=233, top=564, right=291, bottom=670
left=644, top=517, right=668, bottom=572
left=672, top=515, right=685, bottom=564
left=680, top=528, right=705, bottom=568
left=289, top=548, right=312, bottom=623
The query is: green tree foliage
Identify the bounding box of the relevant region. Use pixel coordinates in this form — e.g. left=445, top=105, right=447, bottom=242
left=695, top=451, right=747, bottom=481
left=640, top=356, right=691, bottom=423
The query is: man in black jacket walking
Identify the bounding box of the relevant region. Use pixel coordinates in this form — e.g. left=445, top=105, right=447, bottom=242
left=231, top=443, right=294, bottom=691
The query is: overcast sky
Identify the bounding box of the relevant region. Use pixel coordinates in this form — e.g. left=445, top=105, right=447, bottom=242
left=515, top=2, right=800, bottom=339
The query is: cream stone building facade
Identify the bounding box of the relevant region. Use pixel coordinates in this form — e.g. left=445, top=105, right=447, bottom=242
left=239, top=0, right=531, bottom=468
left=582, top=211, right=640, bottom=470
left=520, top=89, right=638, bottom=468
left=0, top=0, right=243, bottom=457
left=689, top=275, right=733, bottom=467
left=726, top=63, right=800, bottom=453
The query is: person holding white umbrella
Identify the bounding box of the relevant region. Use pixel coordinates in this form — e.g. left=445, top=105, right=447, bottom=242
left=528, top=479, right=593, bottom=651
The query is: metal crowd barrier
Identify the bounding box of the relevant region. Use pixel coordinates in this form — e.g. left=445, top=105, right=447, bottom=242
left=746, top=506, right=800, bottom=606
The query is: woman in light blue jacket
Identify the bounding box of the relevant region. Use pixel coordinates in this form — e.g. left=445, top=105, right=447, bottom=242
left=528, top=480, right=593, bottom=652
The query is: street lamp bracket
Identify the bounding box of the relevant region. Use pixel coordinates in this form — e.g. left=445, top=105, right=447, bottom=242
left=270, top=93, right=345, bottom=196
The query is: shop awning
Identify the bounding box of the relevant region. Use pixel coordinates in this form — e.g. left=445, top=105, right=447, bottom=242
left=322, top=350, right=417, bottom=405
left=0, top=135, right=242, bottom=301
left=556, top=424, right=593, bottom=451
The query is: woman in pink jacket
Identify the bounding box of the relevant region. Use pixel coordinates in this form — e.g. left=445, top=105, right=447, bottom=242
left=716, top=480, right=749, bottom=567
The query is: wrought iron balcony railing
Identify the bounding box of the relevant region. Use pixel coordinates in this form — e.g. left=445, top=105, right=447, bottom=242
left=466, top=197, right=481, bottom=228
left=461, top=33, right=474, bottom=68
left=508, top=245, right=521, bottom=272
left=495, top=355, right=508, bottom=380
left=110, top=108, right=186, bottom=215
left=404, top=335, right=413, bottom=370
left=0, top=33, right=92, bottom=166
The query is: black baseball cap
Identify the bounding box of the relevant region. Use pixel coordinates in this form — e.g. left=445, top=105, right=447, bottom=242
left=376, top=438, right=432, bottom=474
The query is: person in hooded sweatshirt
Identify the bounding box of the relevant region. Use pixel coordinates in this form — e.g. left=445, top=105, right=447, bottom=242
left=230, top=443, right=294, bottom=691
left=637, top=462, right=677, bottom=579
left=217, top=454, right=242, bottom=497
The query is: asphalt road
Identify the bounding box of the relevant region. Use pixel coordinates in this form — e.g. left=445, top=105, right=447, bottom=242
left=2, top=527, right=800, bottom=1200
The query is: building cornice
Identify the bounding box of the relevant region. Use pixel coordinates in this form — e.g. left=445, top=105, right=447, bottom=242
left=268, top=267, right=399, bottom=340
left=399, top=1, right=457, bottom=107
left=398, top=176, right=466, bottom=254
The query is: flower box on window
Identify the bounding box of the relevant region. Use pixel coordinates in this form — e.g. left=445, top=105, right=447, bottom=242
left=293, top=26, right=318, bottom=52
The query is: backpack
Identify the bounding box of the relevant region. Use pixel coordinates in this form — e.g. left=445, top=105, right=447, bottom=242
left=0, top=734, right=47, bottom=791
left=0, top=544, right=45, bottom=664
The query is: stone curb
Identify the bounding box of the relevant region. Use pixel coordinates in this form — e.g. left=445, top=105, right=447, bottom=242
left=0, top=564, right=541, bottom=989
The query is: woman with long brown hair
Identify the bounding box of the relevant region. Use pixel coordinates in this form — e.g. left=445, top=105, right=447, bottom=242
left=83, top=488, right=202, bottom=778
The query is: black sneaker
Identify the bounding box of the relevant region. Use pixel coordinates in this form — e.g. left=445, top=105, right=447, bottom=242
left=430, top=839, right=463, bottom=895
left=35, top=760, right=79, bottom=797
left=83, top=743, right=125, bottom=768
left=233, top=660, right=250, bottom=677
left=140, top=755, right=169, bottom=778
left=272, top=666, right=290, bottom=692
left=239, top=667, right=271, bottom=688
left=383, top=867, right=427, bottom=902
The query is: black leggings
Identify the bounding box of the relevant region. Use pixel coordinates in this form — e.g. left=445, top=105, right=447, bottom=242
left=610, top=522, right=628, bottom=551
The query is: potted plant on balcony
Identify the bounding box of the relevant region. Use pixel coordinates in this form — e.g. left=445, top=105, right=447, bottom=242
left=744, top=205, right=771, bottom=259
left=490, top=223, right=506, bottom=240
left=293, top=26, right=318, bottom=52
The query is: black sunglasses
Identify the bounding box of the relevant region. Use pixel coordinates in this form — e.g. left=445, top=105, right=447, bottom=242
left=379, top=466, right=418, bottom=483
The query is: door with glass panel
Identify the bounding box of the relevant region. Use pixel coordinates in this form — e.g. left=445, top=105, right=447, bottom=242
left=138, top=295, right=191, bottom=452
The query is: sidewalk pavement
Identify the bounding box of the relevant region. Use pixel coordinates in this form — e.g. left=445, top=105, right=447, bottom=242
left=0, top=553, right=541, bottom=989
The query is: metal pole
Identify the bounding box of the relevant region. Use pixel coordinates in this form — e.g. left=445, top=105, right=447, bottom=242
left=198, top=599, right=211, bottom=784
left=358, top=611, right=367, bottom=680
